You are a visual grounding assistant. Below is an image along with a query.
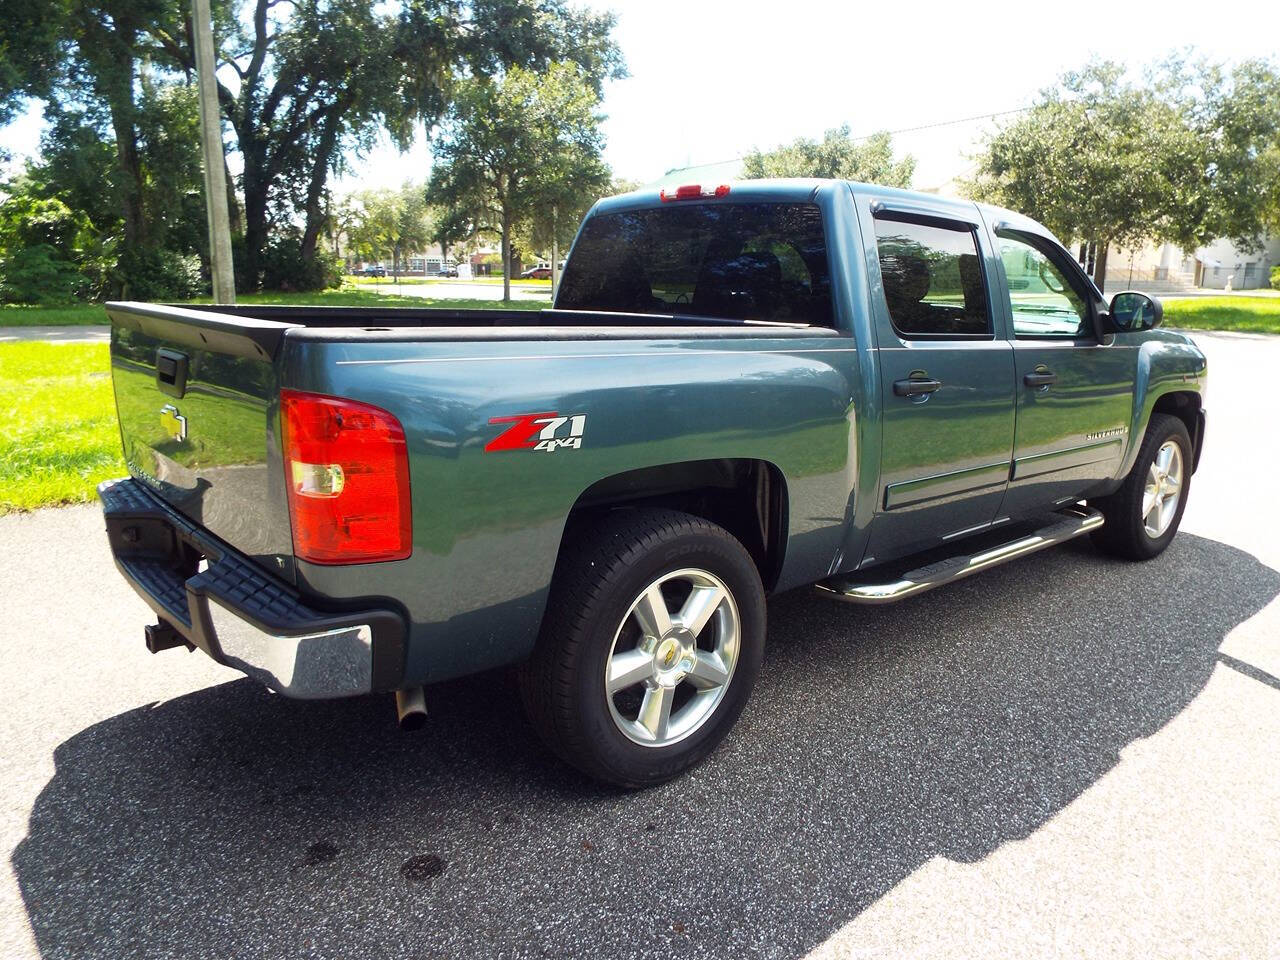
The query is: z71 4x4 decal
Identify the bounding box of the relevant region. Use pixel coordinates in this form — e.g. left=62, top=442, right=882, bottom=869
left=485, top=412, right=587, bottom=452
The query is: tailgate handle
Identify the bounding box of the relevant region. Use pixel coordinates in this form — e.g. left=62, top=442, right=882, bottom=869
left=156, top=348, right=189, bottom=399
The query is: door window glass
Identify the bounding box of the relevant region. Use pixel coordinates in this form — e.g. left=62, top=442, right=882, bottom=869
left=873, top=217, right=990, bottom=337
left=996, top=231, right=1092, bottom=338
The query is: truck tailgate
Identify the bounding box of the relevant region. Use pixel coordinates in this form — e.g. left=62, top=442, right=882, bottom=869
left=106, top=302, right=298, bottom=580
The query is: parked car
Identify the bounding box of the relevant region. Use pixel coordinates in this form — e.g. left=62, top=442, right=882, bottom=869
left=99, top=179, right=1206, bottom=788
left=521, top=265, right=552, bottom=279
left=359, top=265, right=387, bottom=277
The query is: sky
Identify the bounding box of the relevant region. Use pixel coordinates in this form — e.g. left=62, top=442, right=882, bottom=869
left=2, top=0, right=1277, bottom=194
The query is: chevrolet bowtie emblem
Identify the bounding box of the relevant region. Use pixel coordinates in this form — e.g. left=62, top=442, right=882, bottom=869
left=160, top=404, right=187, bottom=443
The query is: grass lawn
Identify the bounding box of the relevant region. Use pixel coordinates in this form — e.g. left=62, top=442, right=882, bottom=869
left=1162, top=295, right=1280, bottom=335
left=0, top=287, right=546, bottom=326
left=0, top=342, right=123, bottom=514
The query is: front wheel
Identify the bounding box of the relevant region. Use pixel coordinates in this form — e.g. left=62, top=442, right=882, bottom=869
left=1091, top=413, right=1192, bottom=560
left=519, top=509, right=765, bottom=788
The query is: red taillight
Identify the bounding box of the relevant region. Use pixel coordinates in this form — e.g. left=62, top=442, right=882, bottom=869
left=659, top=183, right=731, bottom=202
left=280, top=390, right=411, bottom=564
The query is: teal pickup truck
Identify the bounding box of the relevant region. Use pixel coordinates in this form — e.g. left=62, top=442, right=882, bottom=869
left=100, top=179, right=1207, bottom=787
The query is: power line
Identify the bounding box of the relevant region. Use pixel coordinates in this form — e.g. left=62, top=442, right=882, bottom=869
left=848, top=105, right=1033, bottom=141
left=671, top=104, right=1035, bottom=173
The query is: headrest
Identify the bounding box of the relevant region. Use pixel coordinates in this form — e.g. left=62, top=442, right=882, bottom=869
left=882, top=254, right=931, bottom=306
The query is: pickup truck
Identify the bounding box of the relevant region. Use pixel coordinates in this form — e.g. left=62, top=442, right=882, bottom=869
left=100, top=178, right=1207, bottom=787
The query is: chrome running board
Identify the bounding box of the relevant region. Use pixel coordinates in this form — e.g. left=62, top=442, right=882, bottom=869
left=816, top=505, right=1104, bottom=605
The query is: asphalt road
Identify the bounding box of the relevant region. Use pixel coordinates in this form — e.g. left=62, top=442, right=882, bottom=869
left=1, top=331, right=1278, bottom=959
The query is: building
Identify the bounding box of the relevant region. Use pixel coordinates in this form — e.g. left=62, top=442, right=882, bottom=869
left=1104, top=237, right=1279, bottom=293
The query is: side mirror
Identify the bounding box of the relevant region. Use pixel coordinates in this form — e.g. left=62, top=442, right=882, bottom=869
left=1108, top=291, right=1163, bottom=332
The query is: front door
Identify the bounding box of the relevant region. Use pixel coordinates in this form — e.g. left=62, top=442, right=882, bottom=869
left=861, top=206, right=1016, bottom=567
left=990, top=228, right=1138, bottom=518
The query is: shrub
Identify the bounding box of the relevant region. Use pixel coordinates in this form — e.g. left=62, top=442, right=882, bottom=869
left=1271, top=264, right=1279, bottom=290
left=0, top=245, right=85, bottom=305
left=116, top=246, right=205, bottom=300
left=260, top=234, right=342, bottom=292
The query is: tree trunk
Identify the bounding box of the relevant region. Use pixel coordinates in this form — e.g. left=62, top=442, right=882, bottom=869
left=500, top=208, right=511, bottom=301
left=223, top=154, right=242, bottom=235
left=1094, top=241, right=1109, bottom=294
left=299, top=111, right=343, bottom=269
left=242, top=193, right=268, bottom=290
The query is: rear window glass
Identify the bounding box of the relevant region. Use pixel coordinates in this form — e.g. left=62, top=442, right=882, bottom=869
left=556, top=202, right=833, bottom=326
left=873, top=216, right=990, bottom=338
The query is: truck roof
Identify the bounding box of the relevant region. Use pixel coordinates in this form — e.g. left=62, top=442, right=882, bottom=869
left=597, top=178, right=1064, bottom=253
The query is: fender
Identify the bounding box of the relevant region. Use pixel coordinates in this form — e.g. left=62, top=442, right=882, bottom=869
left=1118, top=334, right=1207, bottom=480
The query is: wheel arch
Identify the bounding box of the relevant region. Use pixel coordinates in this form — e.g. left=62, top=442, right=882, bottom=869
left=563, top=458, right=790, bottom=591
left=1150, top=389, right=1205, bottom=472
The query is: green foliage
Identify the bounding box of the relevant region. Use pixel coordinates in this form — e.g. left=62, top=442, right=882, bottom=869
left=1272, top=265, right=1280, bottom=289
left=966, top=57, right=1280, bottom=258
left=0, top=246, right=85, bottom=305
left=259, top=234, right=342, bottom=292
left=428, top=62, right=611, bottom=297
left=116, top=246, right=204, bottom=300
left=342, top=184, right=434, bottom=275
left=742, top=126, right=915, bottom=187
left=0, top=192, right=93, bottom=304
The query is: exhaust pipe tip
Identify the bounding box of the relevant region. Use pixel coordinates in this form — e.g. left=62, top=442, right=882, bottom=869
left=395, top=686, right=427, bottom=731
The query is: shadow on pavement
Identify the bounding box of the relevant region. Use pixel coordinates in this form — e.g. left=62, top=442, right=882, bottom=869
left=13, top=534, right=1279, bottom=959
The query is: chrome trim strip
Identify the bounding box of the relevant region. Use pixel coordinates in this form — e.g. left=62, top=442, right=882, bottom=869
left=816, top=506, right=1104, bottom=605
left=883, top=460, right=1012, bottom=511
left=1011, top=437, right=1123, bottom=480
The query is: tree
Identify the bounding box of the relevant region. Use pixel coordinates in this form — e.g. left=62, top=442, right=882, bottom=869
left=149, top=0, right=623, bottom=287
left=965, top=58, right=1280, bottom=290
left=390, top=184, right=432, bottom=278
left=345, top=189, right=398, bottom=268
left=1, top=0, right=623, bottom=291
left=742, top=126, right=915, bottom=187
left=1154, top=56, right=1280, bottom=251
left=428, top=62, right=609, bottom=300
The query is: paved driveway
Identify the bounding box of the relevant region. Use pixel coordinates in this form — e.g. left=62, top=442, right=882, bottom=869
left=0, top=331, right=1277, bottom=959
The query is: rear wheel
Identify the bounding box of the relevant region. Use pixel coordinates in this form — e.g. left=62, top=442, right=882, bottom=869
left=519, top=509, right=765, bottom=788
left=1092, top=413, right=1192, bottom=560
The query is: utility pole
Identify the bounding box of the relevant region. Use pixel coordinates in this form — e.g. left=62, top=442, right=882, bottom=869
left=192, top=0, right=235, bottom=303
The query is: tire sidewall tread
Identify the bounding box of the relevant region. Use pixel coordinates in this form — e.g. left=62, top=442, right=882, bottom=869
left=519, top=508, right=765, bottom=788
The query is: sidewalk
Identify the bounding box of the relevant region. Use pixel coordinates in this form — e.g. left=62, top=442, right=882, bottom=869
left=0, top=325, right=109, bottom=343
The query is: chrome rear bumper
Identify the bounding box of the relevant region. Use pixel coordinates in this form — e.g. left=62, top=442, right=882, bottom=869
left=99, top=477, right=405, bottom=698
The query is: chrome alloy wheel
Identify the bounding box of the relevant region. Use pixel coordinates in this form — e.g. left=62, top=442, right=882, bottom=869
left=604, top=568, right=740, bottom=747
left=1142, top=440, right=1184, bottom=539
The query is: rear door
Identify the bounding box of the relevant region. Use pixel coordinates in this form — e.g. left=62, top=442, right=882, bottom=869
left=107, top=304, right=296, bottom=580
left=987, top=228, right=1138, bottom=518
left=859, top=198, right=1016, bottom=566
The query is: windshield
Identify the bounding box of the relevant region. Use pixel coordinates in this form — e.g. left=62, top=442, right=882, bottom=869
left=556, top=202, right=833, bottom=326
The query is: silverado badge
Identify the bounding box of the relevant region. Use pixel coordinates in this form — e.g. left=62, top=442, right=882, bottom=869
left=160, top=404, right=187, bottom=443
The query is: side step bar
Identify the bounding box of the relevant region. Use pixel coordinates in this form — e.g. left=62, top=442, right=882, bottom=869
left=816, top=505, right=1104, bottom=605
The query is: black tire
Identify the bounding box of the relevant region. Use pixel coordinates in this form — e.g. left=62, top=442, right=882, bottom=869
left=519, top=508, right=765, bottom=788
left=1091, top=413, right=1192, bottom=561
